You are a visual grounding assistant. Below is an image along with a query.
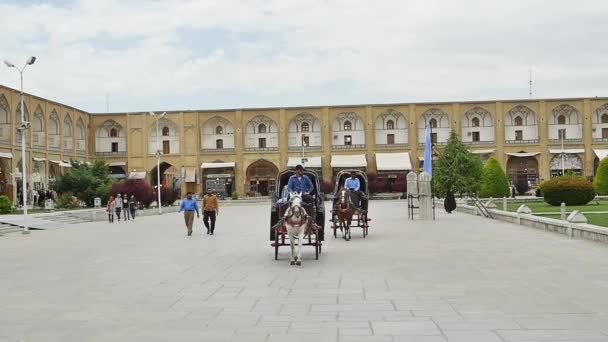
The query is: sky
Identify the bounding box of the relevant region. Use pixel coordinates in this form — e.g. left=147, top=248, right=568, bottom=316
left=0, top=0, right=607, bottom=113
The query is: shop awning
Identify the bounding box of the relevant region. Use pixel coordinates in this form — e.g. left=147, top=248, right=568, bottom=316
left=185, top=168, right=196, bottom=182
left=505, top=152, right=541, bottom=157
left=331, top=154, right=367, bottom=168
left=287, top=156, right=322, bottom=168
left=33, top=157, right=46, bottom=162
left=109, top=162, right=127, bottom=166
left=51, top=160, right=72, bottom=168
left=471, top=149, right=496, bottom=155
left=375, top=152, right=412, bottom=171
left=594, top=149, right=608, bottom=161
left=128, top=171, right=146, bottom=179
left=109, top=173, right=127, bottom=179
left=0, top=152, right=13, bottom=159
left=201, top=162, right=235, bottom=169
left=549, top=149, right=585, bottom=154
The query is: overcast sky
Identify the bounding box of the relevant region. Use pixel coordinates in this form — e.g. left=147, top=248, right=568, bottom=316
left=0, top=0, right=606, bottom=113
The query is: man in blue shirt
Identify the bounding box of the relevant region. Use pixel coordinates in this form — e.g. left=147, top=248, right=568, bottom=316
left=178, top=192, right=199, bottom=236
left=344, top=172, right=360, bottom=191
left=287, top=164, right=314, bottom=204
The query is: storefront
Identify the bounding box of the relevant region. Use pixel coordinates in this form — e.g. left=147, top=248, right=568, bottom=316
left=506, top=152, right=540, bottom=186
left=330, top=154, right=367, bottom=179
left=287, top=156, right=322, bottom=179
left=375, top=152, right=411, bottom=192
left=201, top=162, right=235, bottom=197
left=549, top=149, right=584, bottom=177
left=32, top=157, right=47, bottom=190
left=109, top=161, right=127, bottom=180
left=245, top=160, right=277, bottom=197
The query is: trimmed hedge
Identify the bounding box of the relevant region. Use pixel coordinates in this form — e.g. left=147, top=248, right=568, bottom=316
left=0, top=195, right=11, bottom=214
left=478, top=158, right=510, bottom=198
left=540, top=175, right=596, bottom=206
left=594, top=157, right=608, bottom=195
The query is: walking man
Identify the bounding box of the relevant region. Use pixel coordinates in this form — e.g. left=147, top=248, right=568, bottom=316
left=114, top=194, right=123, bottom=221
left=178, top=192, right=199, bottom=236
left=122, top=194, right=130, bottom=220
left=202, top=190, right=219, bottom=235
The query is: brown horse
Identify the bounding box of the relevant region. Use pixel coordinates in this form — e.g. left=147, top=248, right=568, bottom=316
left=335, top=188, right=353, bottom=241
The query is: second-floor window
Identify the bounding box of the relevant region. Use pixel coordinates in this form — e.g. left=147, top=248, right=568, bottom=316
left=259, top=137, right=266, bottom=148
left=431, top=132, right=437, bottom=144
left=429, top=118, right=437, bottom=128
left=387, top=134, right=395, bottom=144
left=386, top=120, right=395, bottom=130
left=344, top=121, right=352, bottom=131
left=162, top=127, right=169, bottom=136
left=301, top=122, right=309, bottom=132
left=603, top=128, right=608, bottom=139
left=215, top=125, right=223, bottom=134
left=602, top=114, right=608, bottom=124
left=302, top=135, right=309, bottom=146
left=558, top=129, right=566, bottom=139
left=514, top=116, right=523, bottom=126
left=110, top=128, right=118, bottom=137
left=515, top=130, right=523, bottom=141
left=344, top=135, right=352, bottom=145
left=471, top=117, right=480, bottom=127
left=472, top=131, right=480, bottom=142
left=557, top=115, right=566, bottom=125
left=216, top=139, right=223, bottom=149
left=162, top=140, right=170, bottom=154
left=258, top=124, right=266, bottom=133
left=111, top=142, right=118, bottom=152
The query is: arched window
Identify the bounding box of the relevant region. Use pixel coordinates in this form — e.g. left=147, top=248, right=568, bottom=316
left=344, top=120, right=352, bottom=131
left=514, top=116, right=523, bottom=126
left=216, top=139, right=223, bottom=149
left=215, top=125, right=223, bottom=135
left=110, top=128, right=118, bottom=137
left=557, top=115, right=566, bottom=125
left=301, top=122, right=309, bottom=132
left=471, top=117, right=480, bottom=127
left=386, top=120, right=395, bottom=130
left=162, top=127, right=169, bottom=136
left=258, top=123, right=267, bottom=134
left=429, top=118, right=437, bottom=128
left=602, top=114, right=608, bottom=124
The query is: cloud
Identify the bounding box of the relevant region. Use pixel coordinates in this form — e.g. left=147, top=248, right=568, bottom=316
left=1, top=0, right=607, bottom=112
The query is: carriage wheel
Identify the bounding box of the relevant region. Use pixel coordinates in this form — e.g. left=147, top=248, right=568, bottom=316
left=314, top=231, right=319, bottom=260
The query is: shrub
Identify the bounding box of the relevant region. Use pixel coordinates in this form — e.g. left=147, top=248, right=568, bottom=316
left=367, top=171, right=377, bottom=182
left=231, top=191, right=239, bottom=200
left=0, top=195, right=11, bottom=214
left=369, top=178, right=385, bottom=194
left=478, top=158, right=510, bottom=198
left=320, top=179, right=333, bottom=194
left=392, top=179, right=406, bottom=193
left=110, top=179, right=155, bottom=207
left=541, top=175, right=596, bottom=206
left=160, top=187, right=179, bottom=206
left=57, top=192, right=79, bottom=209
left=594, top=157, right=608, bottom=195
left=515, top=179, right=530, bottom=195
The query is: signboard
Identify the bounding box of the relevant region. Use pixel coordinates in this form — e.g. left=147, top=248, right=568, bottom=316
left=205, top=173, right=232, bottom=178
left=44, top=199, right=54, bottom=210
left=94, top=197, right=101, bottom=208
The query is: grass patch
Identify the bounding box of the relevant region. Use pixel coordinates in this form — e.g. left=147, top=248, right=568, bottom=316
left=506, top=201, right=608, bottom=213
left=536, top=213, right=608, bottom=228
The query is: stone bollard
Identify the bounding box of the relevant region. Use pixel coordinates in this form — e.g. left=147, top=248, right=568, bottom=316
left=516, top=204, right=532, bottom=214
left=484, top=197, right=497, bottom=209
left=407, top=172, right=418, bottom=198
left=418, top=171, right=433, bottom=220
left=503, top=197, right=507, bottom=211
left=567, top=210, right=587, bottom=224
left=560, top=202, right=566, bottom=221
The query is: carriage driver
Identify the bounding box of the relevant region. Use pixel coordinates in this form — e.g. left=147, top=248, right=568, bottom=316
left=344, top=172, right=364, bottom=208
left=287, top=164, right=314, bottom=205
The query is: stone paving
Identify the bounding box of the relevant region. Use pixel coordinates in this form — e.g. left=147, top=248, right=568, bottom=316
left=1, top=200, right=608, bottom=341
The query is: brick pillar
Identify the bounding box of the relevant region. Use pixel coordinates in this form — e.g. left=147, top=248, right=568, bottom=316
left=408, top=104, right=418, bottom=171
left=538, top=101, right=550, bottom=181
left=583, top=99, right=594, bottom=177
left=365, top=105, right=375, bottom=172
left=235, top=110, right=245, bottom=195
left=279, top=108, right=287, bottom=170
left=322, top=107, right=332, bottom=182
left=495, top=102, right=506, bottom=168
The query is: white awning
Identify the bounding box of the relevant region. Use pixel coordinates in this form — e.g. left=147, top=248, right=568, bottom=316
left=201, top=162, right=235, bottom=169
left=506, top=152, right=541, bottom=157
left=109, top=162, right=127, bottom=166
left=331, top=154, right=367, bottom=168
left=59, top=161, right=72, bottom=168
left=375, top=152, right=412, bottom=171
left=471, top=149, right=496, bottom=155
left=0, top=152, right=13, bottom=159
left=594, top=149, right=608, bottom=161
left=549, top=149, right=585, bottom=154
left=287, top=156, right=322, bottom=168
left=33, top=157, right=46, bottom=162
left=185, top=168, right=196, bottom=182
left=128, top=171, right=147, bottom=179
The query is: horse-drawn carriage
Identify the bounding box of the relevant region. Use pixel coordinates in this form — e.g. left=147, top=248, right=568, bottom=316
left=270, top=169, right=325, bottom=263
left=330, top=170, right=370, bottom=240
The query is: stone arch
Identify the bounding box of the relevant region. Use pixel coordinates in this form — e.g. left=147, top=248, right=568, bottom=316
left=462, top=107, right=493, bottom=128
left=550, top=104, right=580, bottom=125
left=375, top=109, right=407, bottom=130
left=418, top=108, right=450, bottom=129
left=506, top=155, right=539, bottom=184
left=149, top=117, right=179, bottom=137
left=245, top=159, right=278, bottom=196
left=333, top=112, right=364, bottom=131
left=48, top=111, right=60, bottom=134
left=594, top=103, right=608, bottom=123
left=505, top=105, right=537, bottom=126
left=15, top=102, right=30, bottom=124
left=246, top=115, right=278, bottom=134
left=0, top=94, right=9, bottom=124
left=202, top=116, right=234, bottom=150
left=288, top=112, right=321, bottom=133
left=63, top=114, right=72, bottom=137
left=97, top=119, right=124, bottom=137
left=76, top=118, right=85, bottom=139
left=33, top=105, right=44, bottom=131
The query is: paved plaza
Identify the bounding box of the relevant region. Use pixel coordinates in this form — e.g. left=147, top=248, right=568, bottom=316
left=1, top=201, right=608, bottom=341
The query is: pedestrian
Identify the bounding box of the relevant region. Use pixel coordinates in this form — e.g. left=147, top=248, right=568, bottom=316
left=128, top=195, right=137, bottom=220
left=122, top=194, right=130, bottom=220
left=32, top=189, right=39, bottom=207
left=178, top=192, right=199, bottom=236
left=38, top=189, right=46, bottom=207
left=202, top=190, right=219, bottom=235
left=114, top=194, right=123, bottom=221
left=107, top=196, right=115, bottom=223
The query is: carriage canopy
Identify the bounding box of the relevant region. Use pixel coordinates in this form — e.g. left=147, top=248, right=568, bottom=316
left=333, top=169, right=368, bottom=194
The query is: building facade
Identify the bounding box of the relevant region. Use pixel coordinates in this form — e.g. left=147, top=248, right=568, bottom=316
left=2, top=84, right=608, bottom=199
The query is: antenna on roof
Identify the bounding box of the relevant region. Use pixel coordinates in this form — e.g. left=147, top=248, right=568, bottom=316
left=529, top=68, right=533, bottom=98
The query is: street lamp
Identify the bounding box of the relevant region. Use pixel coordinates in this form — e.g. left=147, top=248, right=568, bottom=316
left=560, top=131, right=565, bottom=176
left=4, top=56, right=36, bottom=235
left=149, top=111, right=166, bottom=214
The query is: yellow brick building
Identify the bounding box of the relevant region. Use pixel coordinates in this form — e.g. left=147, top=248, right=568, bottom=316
left=2, top=84, right=608, bottom=200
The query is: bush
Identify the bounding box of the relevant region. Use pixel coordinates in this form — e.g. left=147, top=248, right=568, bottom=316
left=392, top=179, right=406, bottom=193
left=541, top=175, right=596, bottom=206
left=231, top=191, right=239, bottom=200
left=110, top=179, right=155, bottom=207
left=478, top=158, right=510, bottom=198
left=367, top=171, right=377, bottom=182
left=160, top=187, right=179, bottom=206
left=369, top=178, right=385, bottom=194
left=0, top=195, right=11, bottom=214
left=320, top=179, right=333, bottom=194
left=57, top=192, right=79, bottom=209
left=594, top=157, right=608, bottom=195
left=515, top=179, right=530, bottom=195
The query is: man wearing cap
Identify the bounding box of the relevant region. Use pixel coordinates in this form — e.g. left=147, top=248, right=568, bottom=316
left=288, top=164, right=314, bottom=204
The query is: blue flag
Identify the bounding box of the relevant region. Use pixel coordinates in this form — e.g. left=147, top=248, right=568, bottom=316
left=423, top=125, right=432, bottom=175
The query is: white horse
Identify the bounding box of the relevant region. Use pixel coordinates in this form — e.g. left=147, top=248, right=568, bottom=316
left=283, top=192, right=308, bottom=266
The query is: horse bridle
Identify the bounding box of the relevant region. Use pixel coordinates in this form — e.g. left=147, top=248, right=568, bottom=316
left=285, top=197, right=308, bottom=227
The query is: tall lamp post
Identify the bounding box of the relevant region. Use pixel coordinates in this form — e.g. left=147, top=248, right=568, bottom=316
left=4, top=56, right=36, bottom=234
left=560, top=131, right=565, bottom=176
left=149, top=111, right=166, bottom=214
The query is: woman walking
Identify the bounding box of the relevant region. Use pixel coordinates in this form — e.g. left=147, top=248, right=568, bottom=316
left=107, top=196, right=115, bottom=223
left=128, top=195, right=137, bottom=220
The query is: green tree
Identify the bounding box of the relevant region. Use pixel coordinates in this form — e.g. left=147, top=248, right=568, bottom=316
left=594, top=157, right=608, bottom=195
left=55, top=159, right=115, bottom=206
left=433, top=130, right=483, bottom=197
left=478, top=157, right=510, bottom=198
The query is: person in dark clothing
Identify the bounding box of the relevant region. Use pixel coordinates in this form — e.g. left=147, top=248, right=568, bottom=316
left=128, top=195, right=137, bottom=219
left=444, top=191, right=456, bottom=213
